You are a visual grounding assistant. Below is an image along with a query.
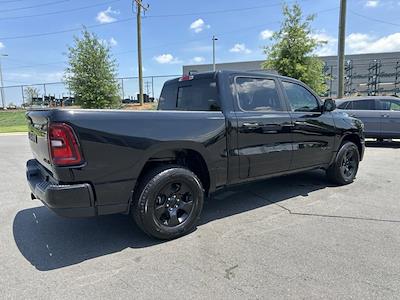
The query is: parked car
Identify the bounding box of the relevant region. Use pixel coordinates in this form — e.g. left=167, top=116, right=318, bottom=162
left=26, top=71, right=365, bottom=240
left=336, top=96, right=400, bottom=140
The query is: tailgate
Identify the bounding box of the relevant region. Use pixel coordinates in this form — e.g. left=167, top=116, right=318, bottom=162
left=26, top=110, right=53, bottom=170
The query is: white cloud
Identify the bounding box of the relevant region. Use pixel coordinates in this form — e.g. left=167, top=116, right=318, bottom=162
left=99, top=37, right=118, bottom=47
left=189, top=18, right=210, bottom=33
left=260, top=29, right=274, bottom=40
left=153, top=54, right=182, bottom=64
left=0, top=42, right=4, bottom=49
left=347, top=32, right=400, bottom=53
left=312, top=32, right=338, bottom=56
left=109, top=37, right=118, bottom=47
left=365, top=0, right=379, bottom=7
left=96, top=6, right=119, bottom=24
left=229, top=43, right=252, bottom=54
left=191, top=56, right=205, bottom=64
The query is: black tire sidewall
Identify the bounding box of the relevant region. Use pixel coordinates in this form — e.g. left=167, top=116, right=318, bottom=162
left=333, top=142, right=360, bottom=184
left=136, top=167, right=204, bottom=240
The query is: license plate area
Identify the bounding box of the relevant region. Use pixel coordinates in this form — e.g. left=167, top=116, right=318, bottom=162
left=29, top=132, right=38, bottom=143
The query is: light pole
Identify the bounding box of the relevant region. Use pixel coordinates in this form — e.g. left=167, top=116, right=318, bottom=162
left=212, top=35, right=218, bottom=72
left=337, top=0, right=347, bottom=98
left=0, top=54, right=8, bottom=109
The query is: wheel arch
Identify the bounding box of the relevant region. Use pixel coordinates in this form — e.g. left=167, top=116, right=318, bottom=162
left=132, top=143, right=214, bottom=201
left=340, top=133, right=363, bottom=159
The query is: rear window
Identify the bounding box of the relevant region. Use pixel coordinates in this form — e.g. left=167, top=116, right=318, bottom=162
left=158, top=78, right=220, bottom=111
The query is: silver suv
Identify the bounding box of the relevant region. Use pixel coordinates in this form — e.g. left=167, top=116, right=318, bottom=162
left=336, top=96, right=400, bottom=140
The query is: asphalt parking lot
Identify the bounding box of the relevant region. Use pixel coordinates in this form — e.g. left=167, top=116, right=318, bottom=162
left=1, top=134, right=400, bottom=299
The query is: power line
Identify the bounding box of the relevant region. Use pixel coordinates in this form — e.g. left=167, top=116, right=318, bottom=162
left=144, top=1, right=303, bottom=18
left=0, top=0, right=28, bottom=3
left=0, top=17, right=134, bottom=40
left=0, top=0, right=69, bottom=13
left=0, top=6, right=340, bottom=70
left=349, top=10, right=400, bottom=27
left=0, top=0, right=122, bottom=21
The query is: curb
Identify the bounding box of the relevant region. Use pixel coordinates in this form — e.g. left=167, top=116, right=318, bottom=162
left=0, top=132, right=27, bottom=136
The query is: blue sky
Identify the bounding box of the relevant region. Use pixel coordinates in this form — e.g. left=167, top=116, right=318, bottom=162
left=0, top=0, right=399, bottom=90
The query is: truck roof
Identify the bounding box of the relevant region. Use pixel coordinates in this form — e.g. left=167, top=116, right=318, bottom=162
left=165, top=70, right=301, bottom=86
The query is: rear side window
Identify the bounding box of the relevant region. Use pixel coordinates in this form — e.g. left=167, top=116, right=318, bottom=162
left=235, top=77, right=283, bottom=111
left=351, top=100, right=375, bottom=110
left=379, top=100, right=400, bottom=111
left=282, top=81, right=320, bottom=112
left=158, top=78, right=220, bottom=111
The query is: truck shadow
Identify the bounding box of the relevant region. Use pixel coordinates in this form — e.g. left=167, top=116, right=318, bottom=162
left=13, top=170, right=332, bottom=271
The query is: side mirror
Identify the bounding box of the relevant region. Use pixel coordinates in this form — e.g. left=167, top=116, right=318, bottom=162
left=323, top=98, right=336, bottom=112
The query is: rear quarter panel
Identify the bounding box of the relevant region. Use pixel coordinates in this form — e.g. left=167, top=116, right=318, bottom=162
left=48, top=109, right=227, bottom=207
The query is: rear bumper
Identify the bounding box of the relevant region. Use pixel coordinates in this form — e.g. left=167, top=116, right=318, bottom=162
left=26, top=159, right=96, bottom=217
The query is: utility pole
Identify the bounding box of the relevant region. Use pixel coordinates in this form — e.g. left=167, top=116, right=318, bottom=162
left=0, top=54, right=8, bottom=109
left=337, top=0, right=347, bottom=98
left=134, top=0, right=148, bottom=105
left=212, top=35, right=218, bottom=71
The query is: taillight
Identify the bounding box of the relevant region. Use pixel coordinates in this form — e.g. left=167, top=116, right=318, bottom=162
left=48, top=123, right=84, bottom=166
left=179, top=75, right=194, bottom=82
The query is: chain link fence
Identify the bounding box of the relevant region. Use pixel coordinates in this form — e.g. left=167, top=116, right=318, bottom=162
left=0, top=75, right=179, bottom=108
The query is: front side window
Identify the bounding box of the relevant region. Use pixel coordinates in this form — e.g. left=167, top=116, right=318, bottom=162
left=235, top=77, right=283, bottom=111
left=351, top=100, right=375, bottom=110
left=282, top=81, right=320, bottom=112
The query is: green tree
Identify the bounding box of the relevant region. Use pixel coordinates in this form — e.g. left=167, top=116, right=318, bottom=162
left=65, top=29, right=120, bottom=109
left=23, top=86, right=39, bottom=105
left=262, top=4, right=327, bottom=95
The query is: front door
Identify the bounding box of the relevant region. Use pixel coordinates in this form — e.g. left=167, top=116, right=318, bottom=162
left=234, top=76, right=293, bottom=179
left=346, top=99, right=380, bottom=138
left=281, top=80, right=336, bottom=170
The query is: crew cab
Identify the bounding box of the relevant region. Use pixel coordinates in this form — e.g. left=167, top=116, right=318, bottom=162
left=26, top=71, right=365, bottom=240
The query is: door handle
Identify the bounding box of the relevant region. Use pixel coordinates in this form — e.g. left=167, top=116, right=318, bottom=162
left=381, top=114, right=390, bottom=118
left=243, top=122, right=262, bottom=128
left=282, top=123, right=295, bottom=128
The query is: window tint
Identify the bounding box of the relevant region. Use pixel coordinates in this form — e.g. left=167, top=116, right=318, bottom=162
left=158, top=78, right=220, bottom=111
left=158, top=84, right=177, bottom=110
left=379, top=100, right=400, bottom=111
left=235, top=77, right=282, bottom=111
left=282, top=81, right=320, bottom=112
left=337, top=101, right=349, bottom=109
left=351, top=100, right=375, bottom=110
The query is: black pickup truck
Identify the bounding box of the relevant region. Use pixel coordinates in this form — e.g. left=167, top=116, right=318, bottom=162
left=26, top=71, right=365, bottom=239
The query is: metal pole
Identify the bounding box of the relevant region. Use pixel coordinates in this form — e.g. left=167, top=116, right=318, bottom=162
left=212, top=35, right=218, bottom=72
left=330, top=66, right=333, bottom=97
left=136, top=0, right=145, bottom=106
left=151, top=76, right=154, bottom=98
left=0, top=54, right=8, bottom=108
left=337, top=0, right=347, bottom=98
left=121, top=78, right=124, bottom=100
left=21, top=85, right=25, bottom=106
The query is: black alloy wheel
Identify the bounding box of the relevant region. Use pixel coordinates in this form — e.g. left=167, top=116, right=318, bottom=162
left=131, top=165, right=204, bottom=240
left=154, top=181, right=195, bottom=227
left=327, top=141, right=360, bottom=185
left=340, top=147, right=358, bottom=181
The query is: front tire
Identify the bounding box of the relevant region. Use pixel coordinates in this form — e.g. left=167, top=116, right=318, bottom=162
left=131, top=165, right=204, bottom=240
left=327, top=141, right=360, bottom=185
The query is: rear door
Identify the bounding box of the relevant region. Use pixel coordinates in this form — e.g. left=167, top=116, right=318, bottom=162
left=281, top=80, right=336, bottom=170
left=344, top=99, right=380, bottom=137
left=378, top=99, right=400, bottom=138
left=233, top=76, right=293, bottom=179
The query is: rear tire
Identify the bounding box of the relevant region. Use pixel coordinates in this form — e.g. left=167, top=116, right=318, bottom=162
left=327, top=141, right=360, bottom=185
left=131, top=165, right=204, bottom=240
